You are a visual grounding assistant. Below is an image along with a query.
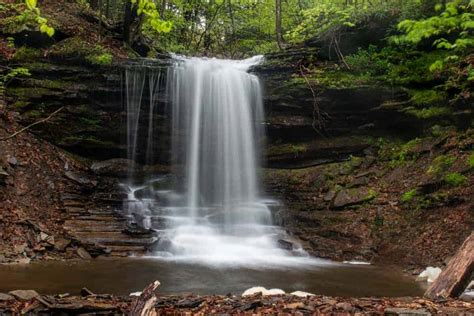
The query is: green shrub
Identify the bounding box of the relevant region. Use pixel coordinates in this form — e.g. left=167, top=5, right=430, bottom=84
left=427, top=154, right=456, bottom=175
left=86, top=53, right=113, bottom=66
left=468, top=152, right=474, bottom=169
left=406, top=106, right=451, bottom=119
left=443, top=172, right=467, bottom=187
left=409, top=90, right=447, bottom=106
left=401, top=189, right=417, bottom=202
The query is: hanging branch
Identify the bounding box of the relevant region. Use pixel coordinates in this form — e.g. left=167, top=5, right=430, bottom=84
left=298, top=62, right=328, bottom=137
left=0, top=107, right=64, bottom=142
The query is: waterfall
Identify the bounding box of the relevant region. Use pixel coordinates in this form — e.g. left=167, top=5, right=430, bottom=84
left=124, top=56, right=312, bottom=267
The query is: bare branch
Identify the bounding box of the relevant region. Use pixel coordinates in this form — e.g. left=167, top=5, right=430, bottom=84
left=299, top=62, right=327, bottom=137
left=0, top=107, right=64, bottom=142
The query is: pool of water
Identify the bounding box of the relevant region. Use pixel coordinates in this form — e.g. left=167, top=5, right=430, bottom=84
left=0, top=258, right=425, bottom=297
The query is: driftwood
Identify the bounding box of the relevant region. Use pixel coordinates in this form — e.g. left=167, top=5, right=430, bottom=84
left=425, top=232, right=474, bottom=299
left=130, top=280, right=160, bottom=316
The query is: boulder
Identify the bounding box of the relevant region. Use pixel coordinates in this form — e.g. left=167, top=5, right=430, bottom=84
left=54, top=238, right=71, bottom=251
left=277, top=239, right=294, bottom=251
left=91, top=158, right=142, bottom=177
left=331, top=188, right=375, bottom=209
left=418, top=267, right=442, bottom=283
left=291, top=291, right=315, bottom=297
left=242, top=287, right=285, bottom=296
left=77, top=247, right=92, bottom=260
left=9, top=290, right=39, bottom=301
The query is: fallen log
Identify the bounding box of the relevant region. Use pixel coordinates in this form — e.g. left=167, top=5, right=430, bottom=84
left=425, top=232, right=474, bottom=299
left=130, top=280, right=160, bottom=316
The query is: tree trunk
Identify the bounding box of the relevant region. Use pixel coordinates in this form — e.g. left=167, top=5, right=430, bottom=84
left=275, top=0, right=284, bottom=50
left=160, top=0, right=167, bottom=19
left=425, top=232, right=474, bottom=299
left=203, top=0, right=215, bottom=55
left=123, top=2, right=134, bottom=44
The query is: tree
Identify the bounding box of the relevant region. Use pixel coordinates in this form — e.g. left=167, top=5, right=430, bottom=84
left=275, top=0, right=284, bottom=49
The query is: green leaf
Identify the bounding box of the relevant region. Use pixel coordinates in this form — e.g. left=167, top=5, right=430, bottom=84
left=25, top=0, right=37, bottom=10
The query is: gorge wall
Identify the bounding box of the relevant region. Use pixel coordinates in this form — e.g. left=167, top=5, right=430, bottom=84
left=5, top=47, right=473, bottom=270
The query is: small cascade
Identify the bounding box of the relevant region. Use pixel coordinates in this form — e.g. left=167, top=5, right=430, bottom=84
left=123, top=56, right=317, bottom=267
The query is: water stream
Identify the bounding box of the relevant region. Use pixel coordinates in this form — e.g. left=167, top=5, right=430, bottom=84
left=124, top=56, right=315, bottom=267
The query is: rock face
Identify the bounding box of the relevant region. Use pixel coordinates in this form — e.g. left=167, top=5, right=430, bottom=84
left=91, top=158, right=142, bottom=177
left=7, top=58, right=171, bottom=164
left=252, top=48, right=422, bottom=169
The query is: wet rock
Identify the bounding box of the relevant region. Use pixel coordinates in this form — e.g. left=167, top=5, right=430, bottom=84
left=64, top=171, right=97, bottom=186
left=123, top=222, right=152, bottom=236
left=91, top=158, right=142, bottom=177
left=384, top=308, right=431, bottom=315
left=277, top=239, right=294, bottom=250
left=54, top=238, right=71, bottom=251
left=9, top=290, right=39, bottom=301
left=77, top=247, right=92, bottom=260
left=0, top=293, right=14, bottom=301
left=331, top=187, right=375, bottom=209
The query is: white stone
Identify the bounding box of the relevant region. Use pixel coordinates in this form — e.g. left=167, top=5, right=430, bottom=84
left=265, top=288, right=285, bottom=295
left=291, top=291, right=315, bottom=297
left=418, top=266, right=442, bottom=283
left=242, top=287, right=285, bottom=296
left=242, top=287, right=267, bottom=296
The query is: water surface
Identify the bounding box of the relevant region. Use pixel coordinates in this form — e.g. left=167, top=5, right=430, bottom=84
left=0, top=258, right=425, bottom=297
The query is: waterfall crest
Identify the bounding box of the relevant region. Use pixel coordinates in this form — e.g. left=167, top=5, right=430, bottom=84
left=124, top=56, right=314, bottom=267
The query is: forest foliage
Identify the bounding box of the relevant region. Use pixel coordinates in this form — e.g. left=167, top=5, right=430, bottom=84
left=0, top=0, right=473, bottom=105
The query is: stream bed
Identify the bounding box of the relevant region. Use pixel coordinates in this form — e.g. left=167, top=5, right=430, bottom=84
left=0, top=258, right=425, bottom=297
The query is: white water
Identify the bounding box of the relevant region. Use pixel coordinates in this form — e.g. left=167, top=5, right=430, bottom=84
left=124, top=56, right=329, bottom=268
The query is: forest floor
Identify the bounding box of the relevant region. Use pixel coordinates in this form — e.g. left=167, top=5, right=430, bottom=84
left=1, top=291, right=473, bottom=315
left=0, top=113, right=90, bottom=263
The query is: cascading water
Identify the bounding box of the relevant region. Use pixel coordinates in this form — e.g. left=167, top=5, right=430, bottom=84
left=123, top=56, right=320, bottom=267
